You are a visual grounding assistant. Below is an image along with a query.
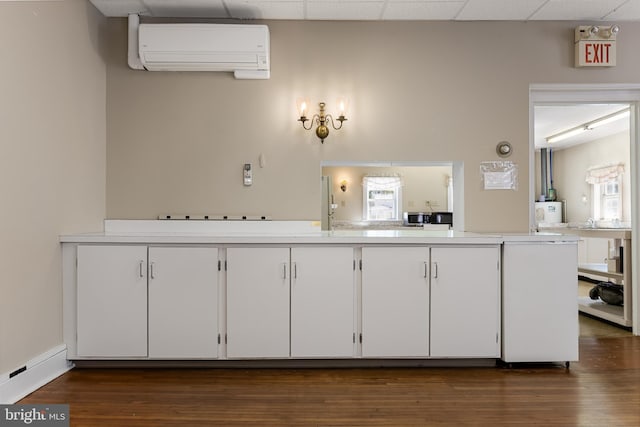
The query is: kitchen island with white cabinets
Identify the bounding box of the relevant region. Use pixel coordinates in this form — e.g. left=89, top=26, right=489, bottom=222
left=61, top=221, right=579, bottom=366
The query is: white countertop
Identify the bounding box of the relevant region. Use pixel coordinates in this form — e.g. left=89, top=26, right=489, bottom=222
left=60, top=229, right=504, bottom=244
left=539, top=226, right=631, bottom=239
left=59, top=220, right=578, bottom=245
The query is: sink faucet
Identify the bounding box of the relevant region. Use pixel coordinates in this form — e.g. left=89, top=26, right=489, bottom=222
left=586, top=218, right=595, bottom=228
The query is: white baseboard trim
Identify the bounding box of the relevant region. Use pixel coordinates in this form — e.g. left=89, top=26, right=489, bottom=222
left=0, top=344, right=73, bottom=404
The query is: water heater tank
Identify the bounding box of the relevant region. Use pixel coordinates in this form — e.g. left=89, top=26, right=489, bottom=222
left=535, top=202, right=563, bottom=225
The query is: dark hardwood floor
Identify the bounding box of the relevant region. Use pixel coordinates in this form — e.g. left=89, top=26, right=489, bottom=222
left=20, top=321, right=640, bottom=426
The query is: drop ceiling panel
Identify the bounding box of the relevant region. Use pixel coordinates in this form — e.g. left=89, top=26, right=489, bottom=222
left=306, top=2, right=385, bottom=20
left=89, top=0, right=640, bottom=20
left=382, top=1, right=465, bottom=20
left=529, top=0, right=626, bottom=20
left=228, top=1, right=304, bottom=20
left=456, top=0, right=547, bottom=21
left=604, top=1, right=640, bottom=20
left=145, top=0, right=228, bottom=18
left=90, top=0, right=149, bottom=16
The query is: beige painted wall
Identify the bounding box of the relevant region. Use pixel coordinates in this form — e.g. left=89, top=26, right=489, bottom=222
left=105, top=19, right=640, bottom=232
left=552, top=132, right=631, bottom=223
left=0, top=1, right=106, bottom=374
left=323, top=166, right=451, bottom=221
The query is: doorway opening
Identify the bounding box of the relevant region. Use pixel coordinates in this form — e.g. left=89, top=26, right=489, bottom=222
left=534, top=103, right=631, bottom=228
left=530, top=84, right=640, bottom=335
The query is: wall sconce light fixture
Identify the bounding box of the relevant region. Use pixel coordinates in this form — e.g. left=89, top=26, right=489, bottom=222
left=340, top=180, right=348, bottom=192
left=297, top=98, right=348, bottom=143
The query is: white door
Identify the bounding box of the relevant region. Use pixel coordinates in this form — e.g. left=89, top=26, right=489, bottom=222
left=226, top=247, right=290, bottom=358
left=361, top=247, right=430, bottom=357
left=430, top=246, right=500, bottom=358
left=291, top=247, right=355, bottom=358
left=77, top=245, right=148, bottom=357
left=148, top=247, right=219, bottom=358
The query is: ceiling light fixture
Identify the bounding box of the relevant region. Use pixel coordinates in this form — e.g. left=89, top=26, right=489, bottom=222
left=297, top=98, right=348, bottom=143
left=586, top=108, right=629, bottom=130
left=546, top=108, right=630, bottom=144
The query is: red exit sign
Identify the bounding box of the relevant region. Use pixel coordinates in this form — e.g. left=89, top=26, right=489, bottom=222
left=575, top=40, right=616, bottom=67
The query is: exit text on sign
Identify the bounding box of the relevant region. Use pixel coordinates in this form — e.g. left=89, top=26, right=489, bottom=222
left=575, top=40, right=616, bottom=67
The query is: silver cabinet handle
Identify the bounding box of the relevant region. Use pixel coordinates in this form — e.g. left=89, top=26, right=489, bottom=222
left=139, top=260, right=144, bottom=278
left=293, top=262, right=297, bottom=279
left=423, top=262, right=428, bottom=278
left=150, top=262, right=155, bottom=279
left=432, top=262, right=438, bottom=279
left=282, top=263, right=288, bottom=279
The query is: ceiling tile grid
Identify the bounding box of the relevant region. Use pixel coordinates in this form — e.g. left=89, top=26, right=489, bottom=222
left=90, top=0, right=148, bottom=16
left=227, top=2, right=305, bottom=20
left=455, top=0, right=547, bottom=21
left=89, top=0, right=639, bottom=20
left=529, top=0, right=630, bottom=21
left=306, top=2, right=385, bottom=20
left=599, top=0, right=640, bottom=20
left=149, top=0, right=226, bottom=18
left=382, top=1, right=465, bottom=21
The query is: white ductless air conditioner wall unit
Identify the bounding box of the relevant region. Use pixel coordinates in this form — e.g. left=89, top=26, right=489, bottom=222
left=133, top=20, right=270, bottom=79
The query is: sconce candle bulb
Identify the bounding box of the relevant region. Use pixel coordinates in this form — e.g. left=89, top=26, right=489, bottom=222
left=296, top=97, right=310, bottom=118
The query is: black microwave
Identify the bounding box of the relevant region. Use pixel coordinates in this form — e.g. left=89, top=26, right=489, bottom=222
left=431, top=211, right=453, bottom=225
left=403, top=212, right=430, bottom=226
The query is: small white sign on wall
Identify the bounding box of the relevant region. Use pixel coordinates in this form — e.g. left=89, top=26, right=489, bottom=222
left=481, top=161, right=518, bottom=190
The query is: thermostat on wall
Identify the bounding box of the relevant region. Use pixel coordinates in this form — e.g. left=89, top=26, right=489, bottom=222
left=243, top=163, right=252, bottom=186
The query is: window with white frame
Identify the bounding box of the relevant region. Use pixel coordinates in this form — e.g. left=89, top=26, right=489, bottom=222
left=362, top=176, right=403, bottom=221
left=586, top=163, right=624, bottom=221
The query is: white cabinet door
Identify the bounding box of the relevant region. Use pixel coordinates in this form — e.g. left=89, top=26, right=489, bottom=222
left=148, top=247, right=219, bottom=358
left=430, top=246, right=500, bottom=358
left=291, top=247, right=355, bottom=358
left=361, top=247, right=430, bottom=357
left=502, top=242, right=578, bottom=363
left=77, top=245, right=148, bottom=357
left=226, top=247, right=290, bottom=358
